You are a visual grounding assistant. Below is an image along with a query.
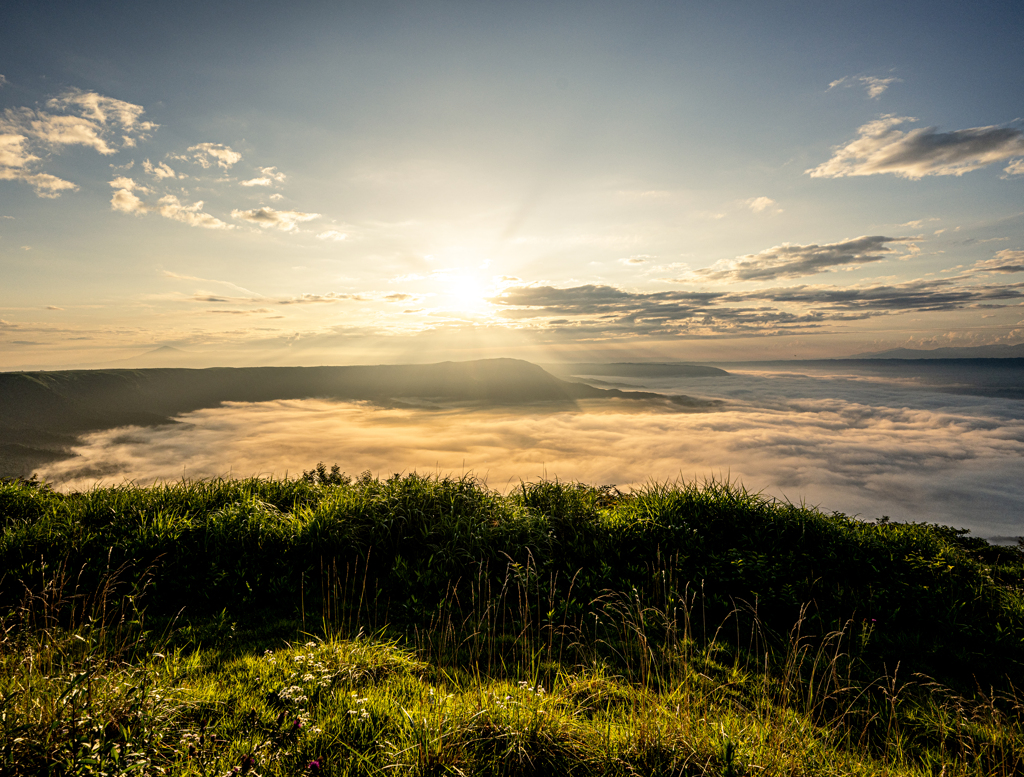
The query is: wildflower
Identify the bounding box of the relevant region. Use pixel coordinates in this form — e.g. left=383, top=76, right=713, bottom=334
left=307, top=760, right=322, bottom=774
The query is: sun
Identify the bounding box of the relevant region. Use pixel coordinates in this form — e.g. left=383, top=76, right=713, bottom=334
left=440, top=274, right=493, bottom=315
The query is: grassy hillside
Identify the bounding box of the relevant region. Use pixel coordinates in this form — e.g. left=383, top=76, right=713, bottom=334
left=2, top=472, right=1023, bottom=775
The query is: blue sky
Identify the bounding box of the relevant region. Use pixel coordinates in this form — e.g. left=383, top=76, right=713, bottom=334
left=2, top=0, right=1023, bottom=368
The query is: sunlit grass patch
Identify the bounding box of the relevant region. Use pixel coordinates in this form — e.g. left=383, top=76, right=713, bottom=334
left=2, top=472, right=1024, bottom=774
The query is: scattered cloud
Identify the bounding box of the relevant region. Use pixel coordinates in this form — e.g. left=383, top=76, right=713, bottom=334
left=1004, top=158, right=1024, bottom=176
left=619, top=256, right=649, bottom=265
left=240, top=166, right=285, bottom=186
left=278, top=292, right=364, bottom=305
left=0, top=167, right=78, bottom=198
left=808, top=116, right=1024, bottom=179
left=0, top=75, right=6, bottom=87
left=317, top=230, right=347, bottom=241
left=109, top=178, right=230, bottom=229
left=232, top=207, right=320, bottom=232
left=684, top=235, right=915, bottom=283
left=187, top=142, right=242, bottom=169
left=0, top=89, right=153, bottom=197
left=110, top=186, right=148, bottom=215
left=143, top=159, right=176, bottom=179
left=158, top=195, right=231, bottom=229
left=46, top=305, right=63, bottom=310
left=46, top=89, right=156, bottom=133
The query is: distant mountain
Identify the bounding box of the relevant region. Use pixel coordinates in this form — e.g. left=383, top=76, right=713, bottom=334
left=0, top=359, right=719, bottom=478
left=851, top=343, right=1024, bottom=359
left=543, top=362, right=729, bottom=379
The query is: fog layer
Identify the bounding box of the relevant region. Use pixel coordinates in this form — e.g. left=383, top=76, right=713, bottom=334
left=37, top=366, right=1024, bottom=540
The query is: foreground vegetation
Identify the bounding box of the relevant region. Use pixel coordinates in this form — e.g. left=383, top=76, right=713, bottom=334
left=2, top=470, right=1023, bottom=775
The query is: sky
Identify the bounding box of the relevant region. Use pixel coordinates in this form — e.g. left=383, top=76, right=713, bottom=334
left=2, top=0, right=1024, bottom=369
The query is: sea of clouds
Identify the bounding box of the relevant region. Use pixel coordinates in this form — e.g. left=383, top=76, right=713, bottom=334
left=36, top=366, right=1024, bottom=541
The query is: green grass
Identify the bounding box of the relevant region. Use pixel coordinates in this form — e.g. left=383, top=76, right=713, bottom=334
left=2, top=471, right=1023, bottom=775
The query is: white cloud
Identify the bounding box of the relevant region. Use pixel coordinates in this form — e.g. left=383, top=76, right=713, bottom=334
left=109, top=176, right=140, bottom=191
left=827, top=75, right=901, bottom=99
left=3, top=108, right=117, bottom=155
left=110, top=187, right=148, bottom=215
left=0, top=133, right=36, bottom=168
left=0, top=75, right=7, bottom=88
left=232, top=207, right=320, bottom=232
left=107, top=180, right=231, bottom=229
left=861, top=76, right=899, bottom=98
left=0, top=89, right=153, bottom=198
left=808, top=116, right=1024, bottom=179
left=187, top=142, right=242, bottom=169
left=317, top=230, right=347, bottom=241
left=269, top=193, right=284, bottom=201
left=158, top=195, right=231, bottom=229
left=240, top=166, right=285, bottom=187
left=745, top=196, right=779, bottom=213
left=618, top=256, right=648, bottom=265
left=1004, top=158, right=1024, bottom=175
left=0, top=167, right=78, bottom=198
left=47, top=89, right=156, bottom=132
left=143, top=159, right=176, bottom=179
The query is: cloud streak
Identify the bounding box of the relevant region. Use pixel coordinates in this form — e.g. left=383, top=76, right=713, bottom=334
left=684, top=235, right=914, bottom=283
left=827, top=75, right=901, bottom=99
left=808, top=116, right=1024, bottom=179
left=232, top=207, right=320, bottom=231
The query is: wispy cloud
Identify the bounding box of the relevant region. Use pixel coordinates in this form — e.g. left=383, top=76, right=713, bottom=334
left=683, top=236, right=915, bottom=283
left=162, top=271, right=262, bottom=298
left=808, top=116, right=1024, bottom=179
left=317, top=230, right=347, bottom=241
left=827, top=75, right=901, bottom=99
left=744, top=196, right=780, bottom=214
left=232, top=207, right=320, bottom=231
left=278, top=292, right=365, bottom=305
